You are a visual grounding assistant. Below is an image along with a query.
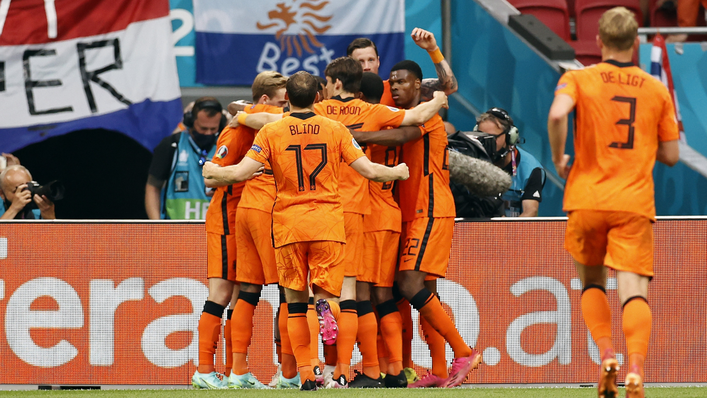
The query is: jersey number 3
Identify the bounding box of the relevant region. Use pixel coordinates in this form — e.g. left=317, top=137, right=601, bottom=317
left=286, top=144, right=328, bottom=191
left=609, top=96, right=635, bottom=149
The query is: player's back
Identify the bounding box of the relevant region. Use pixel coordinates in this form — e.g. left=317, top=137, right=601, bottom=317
left=249, top=112, right=365, bottom=247
left=238, top=104, right=284, bottom=212
left=557, top=61, right=678, bottom=219
left=364, top=142, right=401, bottom=233
left=398, top=113, right=455, bottom=221
left=313, top=96, right=405, bottom=215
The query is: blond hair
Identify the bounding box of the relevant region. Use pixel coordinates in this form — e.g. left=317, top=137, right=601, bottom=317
left=251, top=71, right=287, bottom=102
left=599, top=7, right=638, bottom=51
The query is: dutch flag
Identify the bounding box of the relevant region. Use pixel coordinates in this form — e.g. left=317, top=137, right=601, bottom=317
left=650, top=33, right=685, bottom=142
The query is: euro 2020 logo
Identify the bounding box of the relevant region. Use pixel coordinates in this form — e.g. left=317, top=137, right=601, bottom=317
left=256, top=0, right=336, bottom=77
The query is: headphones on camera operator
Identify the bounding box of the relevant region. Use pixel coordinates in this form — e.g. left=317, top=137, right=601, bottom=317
left=473, top=107, right=520, bottom=161
left=183, top=97, right=228, bottom=132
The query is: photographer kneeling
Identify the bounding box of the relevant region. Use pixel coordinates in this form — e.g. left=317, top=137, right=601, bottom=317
left=0, top=165, right=56, bottom=219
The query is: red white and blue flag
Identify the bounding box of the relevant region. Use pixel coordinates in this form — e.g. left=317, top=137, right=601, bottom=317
left=0, top=0, right=182, bottom=152
left=650, top=33, right=685, bottom=142
left=193, top=0, right=405, bottom=85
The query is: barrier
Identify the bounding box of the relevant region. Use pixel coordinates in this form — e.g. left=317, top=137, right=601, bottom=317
left=0, top=219, right=704, bottom=385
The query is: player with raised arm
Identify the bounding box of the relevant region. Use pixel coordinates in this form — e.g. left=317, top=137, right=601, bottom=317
left=203, top=71, right=409, bottom=391
left=347, top=27, right=458, bottom=106
left=548, top=7, right=679, bottom=398
left=353, top=60, right=483, bottom=389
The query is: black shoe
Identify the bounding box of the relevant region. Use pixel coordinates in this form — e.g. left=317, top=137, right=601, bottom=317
left=301, top=379, right=318, bottom=391
left=384, top=370, right=408, bottom=388
left=348, top=372, right=384, bottom=388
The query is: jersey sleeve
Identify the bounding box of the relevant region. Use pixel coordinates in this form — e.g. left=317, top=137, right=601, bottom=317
left=554, top=71, right=578, bottom=102
left=520, top=167, right=546, bottom=202
left=338, top=124, right=366, bottom=165
left=369, top=103, right=406, bottom=128
left=246, top=128, right=270, bottom=164
left=657, top=89, right=679, bottom=142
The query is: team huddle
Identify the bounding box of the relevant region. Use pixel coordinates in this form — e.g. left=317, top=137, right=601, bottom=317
left=193, top=28, right=480, bottom=391
left=191, top=7, right=679, bottom=397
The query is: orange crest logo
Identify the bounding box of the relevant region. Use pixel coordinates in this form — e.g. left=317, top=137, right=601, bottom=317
left=256, top=1, right=333, bottom=57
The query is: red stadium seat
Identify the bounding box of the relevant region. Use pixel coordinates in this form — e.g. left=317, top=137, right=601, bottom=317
left=570, top=39, right=602, bottom=66
left=508, top=0, right=572, bottom=40
left=575, top=0, right=643, bottom=41
left=650, top=0, right=678, bottom=27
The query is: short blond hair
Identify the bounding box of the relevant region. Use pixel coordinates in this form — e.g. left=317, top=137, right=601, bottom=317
left=251, top=71, right=287, bottom=102
left=599, top=7, right=638, bottom=51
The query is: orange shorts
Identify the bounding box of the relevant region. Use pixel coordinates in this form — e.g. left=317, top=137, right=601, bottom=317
left=362, top=230, right=400, bottom=286
left=235, top=207, right=278, bottom=285
left=207, top=232, right=236, bottom=281
left=565, top=210, right=654, bottom=277
left=398, top=217, right=454, bottom=278
left=275, top=240, right=345, bottom=296
left=344, top=213, right=364, bottom=277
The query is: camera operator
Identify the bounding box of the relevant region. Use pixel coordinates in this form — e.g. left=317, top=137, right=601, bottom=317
left=0, top=165, right=56, bottom=220
left=475, top=108, right=546, bottom=217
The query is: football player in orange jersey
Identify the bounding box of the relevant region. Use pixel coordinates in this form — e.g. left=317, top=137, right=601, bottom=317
left=203, top=71, right=410, bottom=391
left=548, top=7, right=679, bottom=398
left=353, top=60, right=483, bottom=389
left=347, top=27, right=457, bottom=107
left=192, top=71, right=287, bottom=390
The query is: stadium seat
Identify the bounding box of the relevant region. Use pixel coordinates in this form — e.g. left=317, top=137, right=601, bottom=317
left=508, top=0, right=572, bottom=41
left=650, top=0, right=678, bottom=27
left=575, top=0, right=643, bottom=41
left=570, top=39, right=602, bottom=66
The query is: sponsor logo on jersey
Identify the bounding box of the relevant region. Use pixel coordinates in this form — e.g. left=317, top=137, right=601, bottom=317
left=386, top=106, right=400, bottom=112
left=555, top=83, right=567, bottom=91
left=352, top=138, right=361, bottom=150
left=216, top=145, right=228, bottom=159
left=251, top=144, right=262, bottom=153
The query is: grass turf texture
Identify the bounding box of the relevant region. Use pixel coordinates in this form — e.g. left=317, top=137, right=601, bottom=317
left=1, top=388, right=706, bottom=397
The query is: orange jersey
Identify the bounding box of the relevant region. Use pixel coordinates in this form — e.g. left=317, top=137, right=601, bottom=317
left=313, top=96, right=406, bottom=214
left=363, top=143, right=401, bottom=233
left=246, top=112, right=366, bottom=248
left=380, top=79, right=395, bottom=107
left=238, top=105, right=284, bottom=213
left=398, top=113, right=455, bottom=221
left=205, top=104, right=282, bottom=233
left=555, top=60, right=679, bottom=220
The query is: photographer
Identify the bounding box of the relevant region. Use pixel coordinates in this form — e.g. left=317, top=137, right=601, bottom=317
left=0, top=165, right=56, bottom=220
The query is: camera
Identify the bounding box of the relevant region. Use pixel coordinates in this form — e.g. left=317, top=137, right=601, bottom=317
left=25, top=180, right=65, bottom=202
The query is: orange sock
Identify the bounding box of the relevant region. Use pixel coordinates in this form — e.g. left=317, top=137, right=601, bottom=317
left=288, top=303, right=314, bottom=382
left=231, top=293, right=258, bottom=375
left=421, top=316, right=449, bottom=378
left=224, top=310, right=233, bottom=376
left=412, top=290, right=471, bottom=359
left=378, top=300, right=403, bottom=375
left=324, top=343, right=337, bottom=366
left=581, top=286, right=614, bottom=355
left=282, top=354, right=297, bottom=380
left=623, top=297, right=651, bottom=378
left=356, top=301, right=380, bottom=379
left=278, top=303, right=297, bottom=379
left=197, top=301, right=224, bottom=374
left=307, top=303, right=320, bottom=368
left=334, top=300, right=357, bottom=380
left=396, top=298, right=413, bottom=368
left=377, top=332, right=390, bottom=375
